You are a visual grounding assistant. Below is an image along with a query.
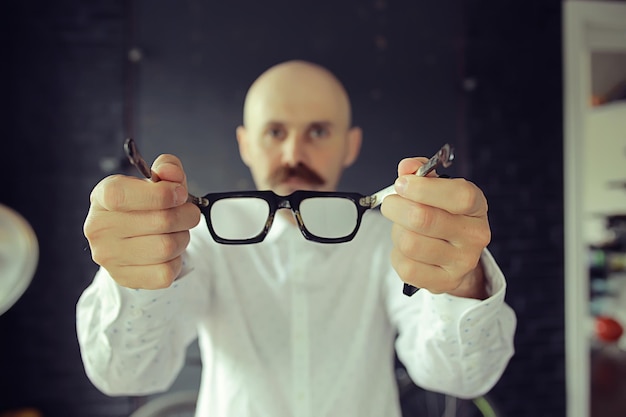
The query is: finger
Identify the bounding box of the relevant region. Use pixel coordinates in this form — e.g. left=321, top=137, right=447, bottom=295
left=123, top=204, right=201, bottom=236
left=122, top=231, right=191, bottom=265
left=393, top=176, right=488, bottom=217
left=381, top=194, right=485, bottom=241
left=381, top=195, right=491, bottom=248
left=90, top=174, right=189, bottom=212
left=390, top=223, right=451, bottom=265
left=389, top=247, right=457, bottom=294
left=151, top=154, right=189, bottom=188
left=86, top=204, right=201, bottom=240
left=108, top=257, right=184, bottom=290
left=382, top=196, right=454, bottom=240
left=391, top=224, right=482, bottom=274
left=89, top=230, right=191, bottom=268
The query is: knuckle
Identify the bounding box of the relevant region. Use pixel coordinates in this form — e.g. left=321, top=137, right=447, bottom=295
left=395, top=262, right=413, bottom=284
left=152, top=259, right=180, bottom=288
left=180, top=230, right=191, bottom=249
left=150, top=209, right=178, bottom=232
left=83, top=215, right=115, bottom=267
left=406, top=204, right=432, bottom=231
left=390, top=249, right=417, bottom=283
left=154, top=234, right=181, bottom=260
left=456, top=180, right=479, bottom=212
left=456, top=255, right=479, bottom=275
left=154, top=184, right=177, bottom=207
left=186, top=204, right=202, bottom=227
left=397, top=231, right=418, bottom=257
left=478, top=226, right=492, bottom=247
left=90, top=244, right=114, bottom=267
left=98, top=175, right=129, bottom=211
left=82, top=214, right=98, bottom=242
left=83, top=210, right=108, bottom=239
left=152, top=205, right=199, bottom=233
left=468, top=222, right=492, bottom=249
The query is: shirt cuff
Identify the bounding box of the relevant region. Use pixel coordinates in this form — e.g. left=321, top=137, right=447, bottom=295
left=416, top=248, right=507, bottom=321
left=94, top=267, right=194, bottom=332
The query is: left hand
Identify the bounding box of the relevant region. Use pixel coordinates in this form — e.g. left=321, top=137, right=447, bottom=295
left=380, top=157, right=491, bottom=299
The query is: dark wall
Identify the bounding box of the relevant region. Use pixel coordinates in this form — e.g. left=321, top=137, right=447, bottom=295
left=1, top=1, right=134, bottom=416
left=132, top=0, right=464, bottom=195
left=464, top=1, right=565, bottom=416
left=1, top=1, right=565, bottom=416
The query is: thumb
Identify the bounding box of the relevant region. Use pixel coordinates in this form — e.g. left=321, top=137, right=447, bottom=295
left=151, top=154, right=189, bottom=189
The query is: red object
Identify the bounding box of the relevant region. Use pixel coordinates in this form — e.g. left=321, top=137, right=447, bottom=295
left=595, top=316, right=624, bottom=343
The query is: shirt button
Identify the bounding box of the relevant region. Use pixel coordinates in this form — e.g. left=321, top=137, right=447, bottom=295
left=131, top=308, right=144, bottom=318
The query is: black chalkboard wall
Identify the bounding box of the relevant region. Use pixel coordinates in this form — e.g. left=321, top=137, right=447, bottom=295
left=131, top=0, right=464, bottom=196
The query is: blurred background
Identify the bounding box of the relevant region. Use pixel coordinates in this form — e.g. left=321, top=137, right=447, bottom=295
left=1, top=0, right=572, bottom=416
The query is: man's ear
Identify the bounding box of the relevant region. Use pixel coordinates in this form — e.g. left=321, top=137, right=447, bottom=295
left=343, top=126, right=362, bottom=168
left=236, top=126, right=251, bottom=167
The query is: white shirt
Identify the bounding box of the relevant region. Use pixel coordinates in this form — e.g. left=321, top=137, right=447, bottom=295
left=76, top=209, right=516, bottom=417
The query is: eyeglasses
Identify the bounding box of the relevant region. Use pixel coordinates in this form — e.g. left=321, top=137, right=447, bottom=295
left=200, top=190, right=374, bottom=244
left=123, top=138, right=453, bottom=245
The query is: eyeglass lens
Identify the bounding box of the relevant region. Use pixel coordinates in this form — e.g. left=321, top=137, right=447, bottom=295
left=299, top=197, right=358, bottom=239
left=210, top=197, right=271, bottom=241
left=208, top=196, right=359, bottom=241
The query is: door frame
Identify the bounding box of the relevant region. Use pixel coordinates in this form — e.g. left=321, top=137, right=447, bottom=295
left=563, top=2, right=626, bottom=417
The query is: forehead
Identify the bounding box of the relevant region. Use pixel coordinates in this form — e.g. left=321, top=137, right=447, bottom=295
left=245, top=72, right=350, bottom=130
left=252, top=95, right=341, bottom=128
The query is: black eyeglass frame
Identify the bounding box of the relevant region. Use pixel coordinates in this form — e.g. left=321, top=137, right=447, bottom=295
left=201, top=190, right=372, bottom=244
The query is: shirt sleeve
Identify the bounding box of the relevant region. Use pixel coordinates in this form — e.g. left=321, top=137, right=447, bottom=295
left=387, top=249, right=517, bottom=399
left=75, top=257, right=208, bottom=396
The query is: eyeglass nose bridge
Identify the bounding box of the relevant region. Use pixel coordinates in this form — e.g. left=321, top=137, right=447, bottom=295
left=277, top=199, right=292, bottom=210
left=275, top=198, right=306, bottom=230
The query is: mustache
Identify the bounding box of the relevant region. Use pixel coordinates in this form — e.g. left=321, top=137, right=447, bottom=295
left=269, top=163, right=325, bottom=187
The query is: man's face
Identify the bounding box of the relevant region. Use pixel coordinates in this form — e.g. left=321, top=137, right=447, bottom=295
left=236, top=68, right=361, bottom=196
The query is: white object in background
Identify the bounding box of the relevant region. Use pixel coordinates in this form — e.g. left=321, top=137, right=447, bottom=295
left=583, top=101, right=626, bottom=245
left=0, top=203, right=39, bottom=316
left=564, top=3, right=626, bottom=417
left=128, top=390, right=197, bottom=417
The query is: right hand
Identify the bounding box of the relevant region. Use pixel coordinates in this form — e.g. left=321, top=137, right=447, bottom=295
left=83, top=154, right=201, bottom=289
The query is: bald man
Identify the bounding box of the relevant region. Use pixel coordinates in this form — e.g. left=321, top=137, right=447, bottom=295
left=77, top=60, right=516, bottom=417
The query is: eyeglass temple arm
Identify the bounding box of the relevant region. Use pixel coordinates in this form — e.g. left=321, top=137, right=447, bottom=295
left=361, top=144, right=455, bottom=297
left=361, top=143, right=454, bottom=209
left=123, top=138, right=209, bottom=207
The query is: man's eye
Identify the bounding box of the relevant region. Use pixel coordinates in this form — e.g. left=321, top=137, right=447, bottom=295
left=266, top=127, right=285, bottom=140
left=309, top=126, right=330, bottom=139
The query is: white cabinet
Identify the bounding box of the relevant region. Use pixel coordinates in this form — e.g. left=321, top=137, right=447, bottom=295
left=582, top=102, right=626, bottom=244
left=564, top=2, right=626, bottom=417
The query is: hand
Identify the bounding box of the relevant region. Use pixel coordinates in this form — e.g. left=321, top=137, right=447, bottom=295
left=380, top=157, right=490, bottom=299
left=83, top=154, right=201, bottom=289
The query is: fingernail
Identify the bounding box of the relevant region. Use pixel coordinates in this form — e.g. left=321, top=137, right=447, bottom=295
left=174, top=185, right=187, bottom=205
left=394, top=177, right=407, bottom=194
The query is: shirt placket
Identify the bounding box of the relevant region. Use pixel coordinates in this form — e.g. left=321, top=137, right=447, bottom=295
left=289, top=238, right=312, bottom=417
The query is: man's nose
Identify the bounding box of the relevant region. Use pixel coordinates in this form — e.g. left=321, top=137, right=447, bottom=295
left=281, top=134, right=306, bottom=166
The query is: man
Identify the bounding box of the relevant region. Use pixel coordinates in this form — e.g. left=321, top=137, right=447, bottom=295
left=77, top=60, right=516, bottom=417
